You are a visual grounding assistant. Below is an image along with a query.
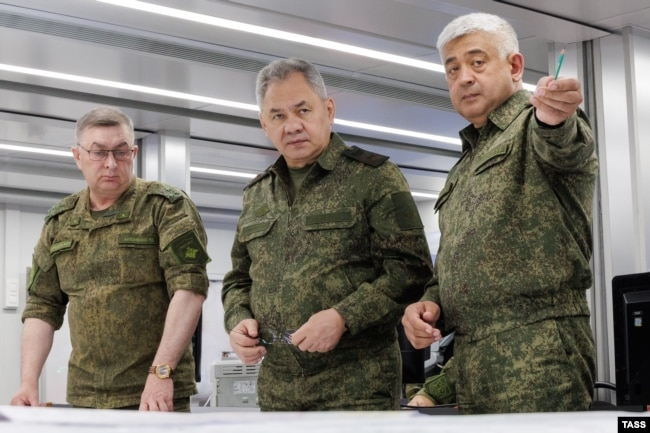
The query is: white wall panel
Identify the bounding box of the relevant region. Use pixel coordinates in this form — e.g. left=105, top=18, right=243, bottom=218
left=628, top=29, right=650, bottom=271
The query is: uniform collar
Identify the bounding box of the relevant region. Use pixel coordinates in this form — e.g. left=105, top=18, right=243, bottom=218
left=76, top=178, right=137, bottom=223
left=271, top=132, right=344, bottom=174
left=315, top=132, right=346, bottom=171
left=459, top=90, right=532, bottom=153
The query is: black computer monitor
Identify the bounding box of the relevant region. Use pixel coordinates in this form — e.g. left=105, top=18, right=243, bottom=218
left=612, top=272, right=650, bottom=407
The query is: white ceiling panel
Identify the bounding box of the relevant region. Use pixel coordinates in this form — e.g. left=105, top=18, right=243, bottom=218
left=1, top=0, right=648, bottom=217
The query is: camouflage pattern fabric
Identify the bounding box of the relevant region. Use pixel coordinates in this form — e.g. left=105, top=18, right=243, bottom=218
left=422, top=90, right=598, bottom=413
left=23, top=178, right=210, bottom=408
left=454, top=317, right=595, bottom=413
left=258, top=341, right=402, bottom=411
left=222, top=133, right=434, bottom=410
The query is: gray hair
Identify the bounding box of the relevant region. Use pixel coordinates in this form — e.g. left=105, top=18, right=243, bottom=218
left=436, top=13, right=519, bottom=60
left=75, top=106, right=135, bottom=144
left=255, top=58, right=328, bottom=108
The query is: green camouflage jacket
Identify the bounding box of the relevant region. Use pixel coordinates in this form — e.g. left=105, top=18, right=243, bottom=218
left=423, top=90, right=598, bottom=341
left=23, top=177, right=210, bottom=408
left=222, top=133, right=433, bottom=371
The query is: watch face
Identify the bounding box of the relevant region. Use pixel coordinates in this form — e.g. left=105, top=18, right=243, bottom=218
left=156, top=365, right=171, bottom=378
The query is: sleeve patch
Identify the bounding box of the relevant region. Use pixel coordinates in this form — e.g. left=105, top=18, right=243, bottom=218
left=392, top=191, right=424, bottom=230
left=169, top=230, right=210, bottom=265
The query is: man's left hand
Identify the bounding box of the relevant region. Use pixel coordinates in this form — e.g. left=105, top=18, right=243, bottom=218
left=139, top=374, right=174, bottom=411
left=291, top=308, right=347, bottom=353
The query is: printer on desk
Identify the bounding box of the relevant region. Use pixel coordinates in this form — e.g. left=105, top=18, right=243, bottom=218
left=210, top=352, right=260, bottom=408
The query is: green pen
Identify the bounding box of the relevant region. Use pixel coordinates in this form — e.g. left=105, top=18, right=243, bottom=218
left=553, top=48, right=565, bottom=80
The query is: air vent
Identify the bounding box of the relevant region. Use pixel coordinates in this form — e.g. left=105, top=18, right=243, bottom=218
left=220, top=364, right=259, bottom=376
left=212, top=359, right=260, bottom=379
left=0, top=9, right=454, bottom=111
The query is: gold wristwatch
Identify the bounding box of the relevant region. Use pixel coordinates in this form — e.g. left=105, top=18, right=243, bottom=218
left=149, top=364, right=174, bottom=379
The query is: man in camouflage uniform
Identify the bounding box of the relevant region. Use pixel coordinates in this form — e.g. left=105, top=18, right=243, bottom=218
left=221, top=58, right=433, bottom=411
left=11, top=106, right=209, bottom=411
left=402, top=13, right=598, bottom=414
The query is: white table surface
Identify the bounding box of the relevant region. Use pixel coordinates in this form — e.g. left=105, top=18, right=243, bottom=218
left=1, top=404, right=647, bottom=433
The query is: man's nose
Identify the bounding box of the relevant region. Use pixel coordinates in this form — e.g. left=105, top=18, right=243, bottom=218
left=104, top=152, right=118, bottom=168
left=458, top=67, right=475, bottom=84
left=283, top=115, right=303, bottom=133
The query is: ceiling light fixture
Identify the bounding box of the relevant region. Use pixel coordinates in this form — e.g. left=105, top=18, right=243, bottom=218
left=0, top=143, right=438, bottom=197
left=0, top=64, right=258, bottom=112
left=96, top=0, right=537, bottom=91
left=97, top=0, right=446, bottom=73
left=190, top=166, right=256, bottom=179
left=0, top=142, right=258, bottom=178
left=335, top=119, right=460, bottom=145
left=0, top=143, right=72, bottom=157
left=0, top=63, right=461, bottom=146
left=411, top=191, right=439, bottom=199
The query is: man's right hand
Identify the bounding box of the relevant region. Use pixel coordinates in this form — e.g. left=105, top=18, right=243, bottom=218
left=401, top=301, right=442, bottom=349
left=408, top=394, right=436, bottom=407
left=229, top=319, right=267, bottom=365
left=10, top=384, right=40, bottom=406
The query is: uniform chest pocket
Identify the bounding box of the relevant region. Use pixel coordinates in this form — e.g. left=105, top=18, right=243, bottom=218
left=304, top=207, right=356, bottom=231
left=239, top=218, right=277, bottom=243
left=473, top=140, right=512, bottom=175
left=49, top=239, right=81, bottom=285
left=434, top=180, right=455, bottom=213
left=50, top=239, right=77, bottom=257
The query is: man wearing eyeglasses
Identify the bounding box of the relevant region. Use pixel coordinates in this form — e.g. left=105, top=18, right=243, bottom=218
left=10, top=106, right=210, bottom=412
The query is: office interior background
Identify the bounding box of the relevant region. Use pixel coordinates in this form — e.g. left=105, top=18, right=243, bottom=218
left=0, top=0, right=649, bottom=406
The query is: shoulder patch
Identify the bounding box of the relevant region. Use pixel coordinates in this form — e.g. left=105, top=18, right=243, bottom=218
left=244, top=170, right=271, bottom=190
left=169, top=230, right=210, bottom=265
left=392, top=191, right=424, bottom=230
left=45, top=195, right=79, bottom=222
left=147, top=182, right=184, bottom=203
left=342, top=146, right=389, bottom=167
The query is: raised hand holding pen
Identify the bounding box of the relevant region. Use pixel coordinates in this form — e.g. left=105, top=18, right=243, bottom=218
left=530, top=49, right=583, bottom=126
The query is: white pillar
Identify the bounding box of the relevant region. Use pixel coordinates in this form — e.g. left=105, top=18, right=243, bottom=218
left=139, top=131, right=191, bottom=193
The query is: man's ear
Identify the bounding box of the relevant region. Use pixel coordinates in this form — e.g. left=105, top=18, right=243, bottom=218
left=259, top=113, right=267, bottom=134
left=71, top=146, right=82, bottom=169
left=325, top=98, right=336, bottom=123
left=509, top=52, right=525, bottom=83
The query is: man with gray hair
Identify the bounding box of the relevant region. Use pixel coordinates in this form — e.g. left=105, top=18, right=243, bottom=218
left=11, top=106, right=209, bottom=411
left=402, top=13, right=598, bottom=413
left=222, top=57, right=434, bottom=410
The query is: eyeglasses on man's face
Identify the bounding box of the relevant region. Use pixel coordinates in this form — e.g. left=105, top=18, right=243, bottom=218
left=77, top=144, right=134, bottom=161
